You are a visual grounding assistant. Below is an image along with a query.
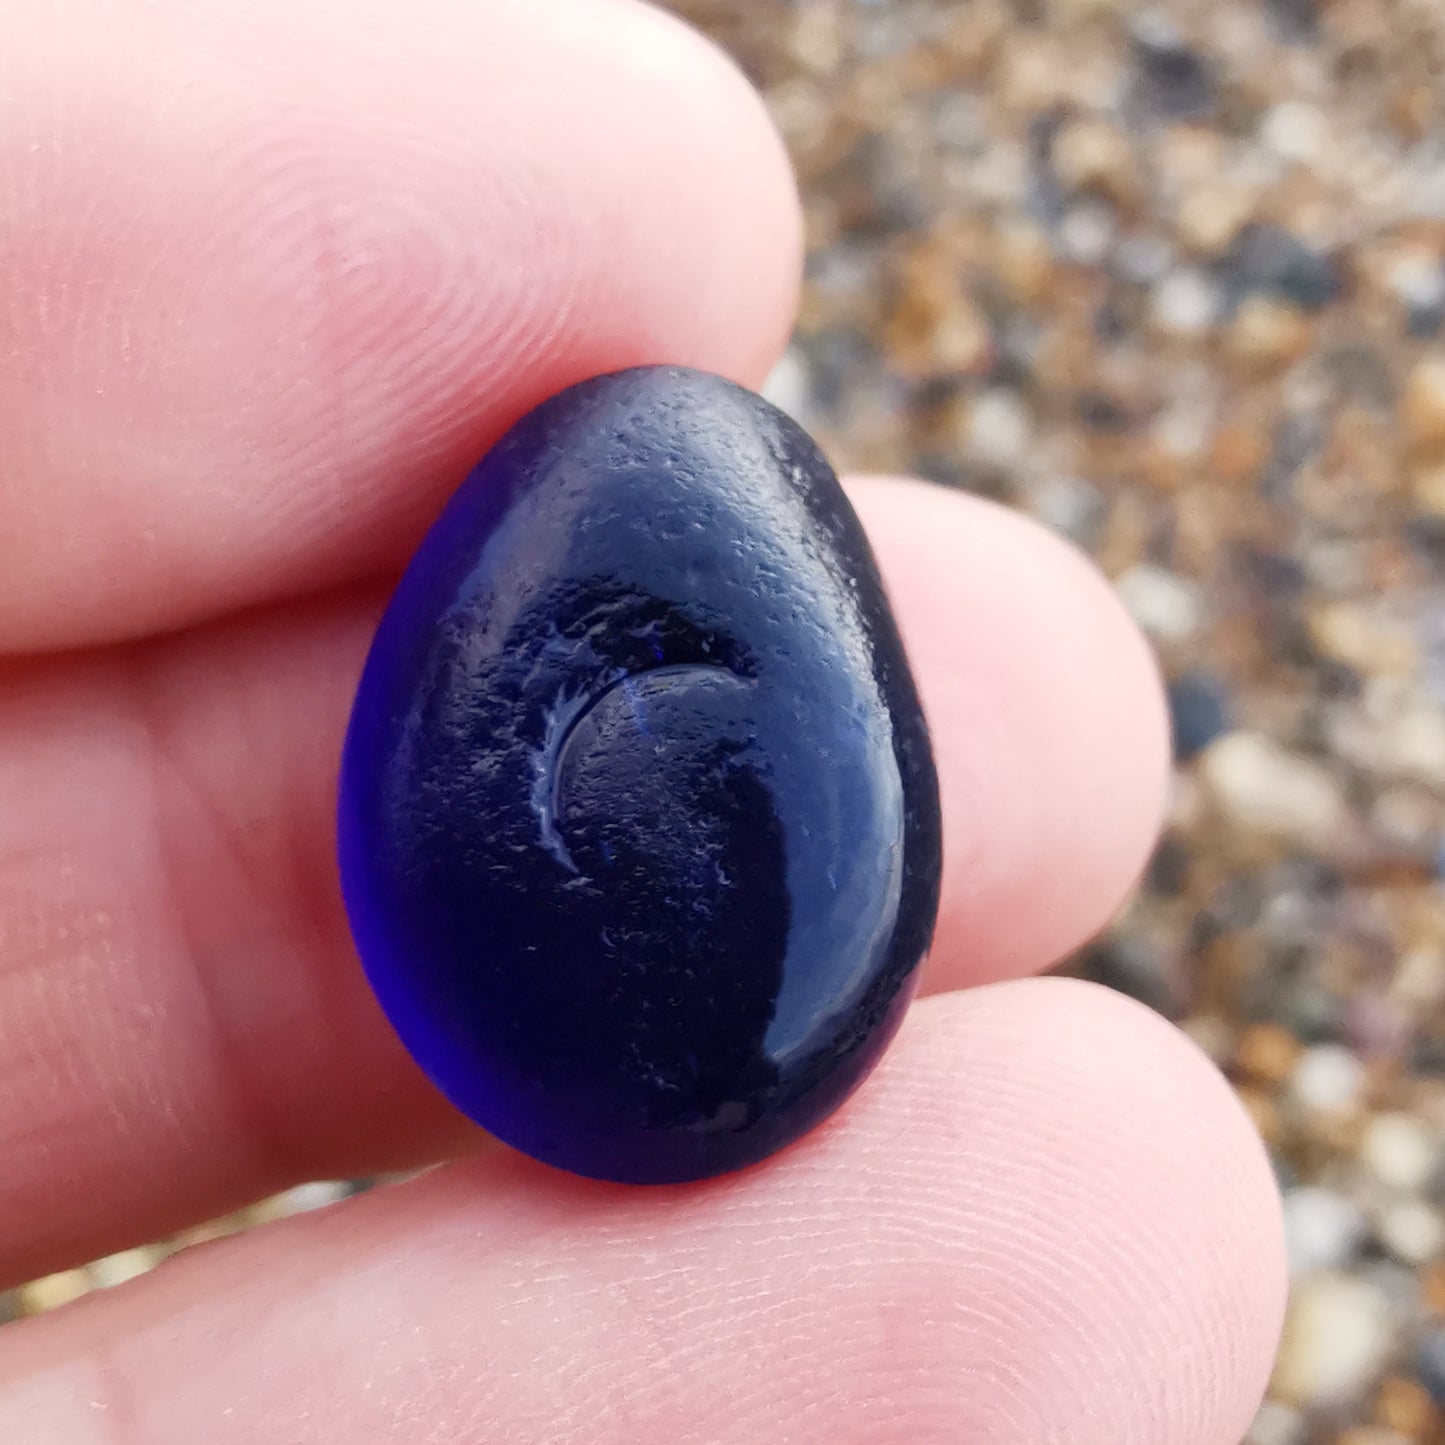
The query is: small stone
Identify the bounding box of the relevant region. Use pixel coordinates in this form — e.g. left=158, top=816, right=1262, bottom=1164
left=1116, top=564, right=1204, bottom=644
left=1023, top=474, right=1105, bottom=544
left=1237, top=1022, right=1303, bottom=1084
left=1227, top=223, right=1342, bottom=311
left=993, top=221, right=1054, bottom=305
left=1402, top=356, right=1445, bottom=458
left=1169, top=671, right=1231, bottom=760
left=763, top=348, right=813, bottom=426
left=1199, top=732, right=1349, bottom=848
left=965, top=389, right=1032, bottom=469
left=1310, top=603, right=1418, bottom=679
left=1289, top=1043, right=1366, bottom=1115
left=1052, top=120, right=1138, bottom=207
left=1386, top=250, right=1445, bottom=336
left=1418, top=1327, right=1445, bottom=1405
left=1246, top=1401, right=1306, bottom=1445
left=1283, top=1186, right=1368, bottom=1275
left=1176, top=183, right=1257, bottom=256
left=1412, top=462, right=1445, bottom=518
left=1114, top=232, right=1174, bottom=285
left=1151, top=269, right=1222, bottom=336
left=1272, top=1272, right=1395, bottom=1407
left=1361, top=1112, right=1440, bottom=1192
left=1261, top=102, right=1330, bottom=166
left=1374, top=1375, right=1438, bottom=1437
left=1226, top=297, right=1314, bottom=375
left=1130, top=17, right=1216, bottom=120
left=17, top=1269, right=90, bottom=1315
left=88, top=1246, right=162, bottom=1290
left=1376, top=1198, right=1444, bottom=1265
left=1058, top=202, right=1118, bottom=266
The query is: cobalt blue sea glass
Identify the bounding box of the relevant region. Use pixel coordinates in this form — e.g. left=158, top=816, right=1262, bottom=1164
left=338, top=366, right=942, bottom=1184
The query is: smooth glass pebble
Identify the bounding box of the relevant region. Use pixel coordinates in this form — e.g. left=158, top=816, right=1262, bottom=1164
left=338, top=366, right=942, bottom=1183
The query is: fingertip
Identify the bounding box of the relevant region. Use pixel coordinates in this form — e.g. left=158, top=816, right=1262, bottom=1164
left=847, top=478, right=1170, bottom=985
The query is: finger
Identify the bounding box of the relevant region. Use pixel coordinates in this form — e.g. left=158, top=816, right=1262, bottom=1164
left=0, top=983, right=1285, bottom=1445
left=0, top=482, right=1165, bottom=1284
left=0, top=0, right=800, bottom=653
left=849, top=480, right=1168, bottom=987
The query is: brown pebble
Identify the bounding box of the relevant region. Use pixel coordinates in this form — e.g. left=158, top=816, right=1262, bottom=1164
left=1236, top=1083, right=1284, bottom=1146
left=17, top=1269, right=90, bottom=1316
left=1226, top=297, right=1315, bottom=376
left=1176, top=183, right=1256, bottom=256
left=1053, top=119, right=1139, bottom=208
left=1402, top=356, right=1445, bottom=459
left=1376, top=1375, right=1440, bottom=1436
left=1237, top=1023, right=1304, bottom=1085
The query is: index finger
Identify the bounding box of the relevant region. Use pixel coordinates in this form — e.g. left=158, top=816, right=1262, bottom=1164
left=0, top=0, right=801, bottom=653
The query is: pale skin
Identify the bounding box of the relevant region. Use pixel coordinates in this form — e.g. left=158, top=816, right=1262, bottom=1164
left=0, top=1, right=1287, bottom=1440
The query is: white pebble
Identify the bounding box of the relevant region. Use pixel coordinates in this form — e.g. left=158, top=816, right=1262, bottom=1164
left=1289, top=1044, right=1365, bottom=1115
left=1272, top=1272, right=1394, bottom=1407
left=280, top=1180, right=350, bottom=1214
left=1199, top=732, right=1349, bottom=847
left=1151, top=268, right=1221, bottom=336
left=1283, top=1187, right=1367, bottom=1276
left=1246, top=1401, right=1305, bottom=1445
left=1388, top=251, right=1445, bottom=314
left=762, top=348, right=812, bottom=426
left=1360, top=1112, right=1440, bottom=1192
left=966, top=390, right=1032, bottom=468
left=1058, top=202, right=1116, bottom=265
left=1115, top=563, right=1204, bottom=643
left=1377, top=1198, right=1445, bottom=1265
left=1261, top=102, right=1329, bottom=165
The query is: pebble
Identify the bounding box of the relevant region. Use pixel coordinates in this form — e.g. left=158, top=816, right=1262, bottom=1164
left=1386, top=250, right=1445, bottom=336
left=965, top=389, right=1033, bottom=468
left=1175, top=183, right=1257, bottom=256
left=1375, top=1198, right=1445, bottom=1265
left=1115, top=563, right=1205, bottom=643
left=1130, top=17, right=1216, bottom=120
left=1151, top=268, right=1222, bottom=336
left=1246, top=1401, right=1306, bottom=1445
left=1052, top=120, right=1138, bottom=206
left=1272, top=1272, right=1395, bottom=1407
left=1169, top=671, right=1232, bottom=760
left=1402, top=356, right=1445, bottom=458
left=17, top=1269, right=90, bottom=1316
left=1360, top=1112, right=1440, bottom=1192
left=1227, top=223, right=1342, bottom=311
left=1199, top=732, right=1349, bottom=848
left=1283, top=1186, right=1368, bottom=1275
left=1260, top=101, right=1330, bottom=166
left=1058, top=202, right=1118, bottom=265
left=1289, top=1043, right=1366, bottom=1115
left=88, top=1246, right=162, bottom=1290
left=1418, top=1327, right=1445, bottom=1405
left=1374, top=1375, right=1438, bottom=1437
left=1225, top=298, right=1313, bottom=375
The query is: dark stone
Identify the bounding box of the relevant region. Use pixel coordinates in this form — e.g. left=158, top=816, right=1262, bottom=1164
left=1417, top=1328, right=1445, bottom=1405
left=1264, top=0, right=1319, bottom=42
left=1129, top=20, right=1216, bottom=120
left=338, top=367, right=943, bottom=1184
left=1081, top=936, right=1191, bottom=1019
left=1169, top=671, right=1231, bottom=760
left=1223, top=224, right=1343, bottom=311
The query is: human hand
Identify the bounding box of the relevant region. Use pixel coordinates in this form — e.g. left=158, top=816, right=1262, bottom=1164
left=0, top=1, right=1285, bottom=1439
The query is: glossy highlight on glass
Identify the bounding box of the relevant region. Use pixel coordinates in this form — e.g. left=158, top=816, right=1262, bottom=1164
left=338, top=366, right=942, bottom=1183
